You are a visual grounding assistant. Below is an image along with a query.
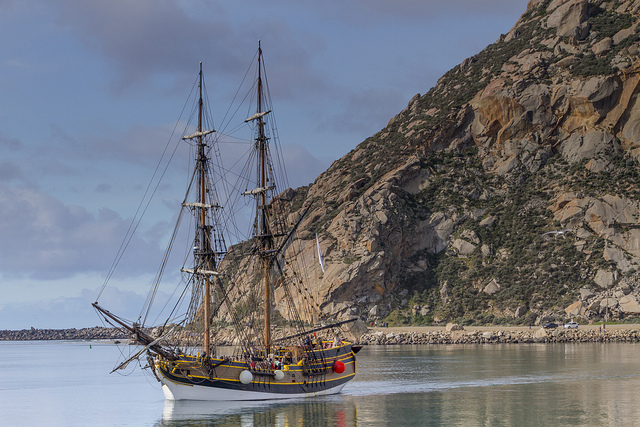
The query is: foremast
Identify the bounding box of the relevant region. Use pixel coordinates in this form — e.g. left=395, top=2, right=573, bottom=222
left=199, top=62, right=212, bottom=357
left=94, top=63, right=225, bottom=362
left=181, top=62, right=219, bottom=358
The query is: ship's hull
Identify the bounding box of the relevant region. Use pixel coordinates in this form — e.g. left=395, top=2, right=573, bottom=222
left=160, top=378, right=349, bottom=401
left=152, top=343, right=357, bottom=401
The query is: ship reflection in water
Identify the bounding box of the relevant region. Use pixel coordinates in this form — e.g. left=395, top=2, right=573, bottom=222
left=160, top=397, right=355, bottom=426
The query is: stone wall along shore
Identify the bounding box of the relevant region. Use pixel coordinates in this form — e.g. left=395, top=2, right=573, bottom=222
left=4, top=326, right=640, bottom=345
left=0, top=327, right=128, bottom=341
left=357, top=328, right=640, bottom=345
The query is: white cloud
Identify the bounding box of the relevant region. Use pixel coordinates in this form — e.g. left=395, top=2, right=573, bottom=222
left=0, top=286, right=156, bottom=330
left=0, top=184, right=165, bottom=280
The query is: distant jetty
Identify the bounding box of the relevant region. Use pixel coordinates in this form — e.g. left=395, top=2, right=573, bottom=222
left=357, top=327, right=640, bottom=345
left=0, top=327, right=128, bottom=341
left=3, top=325, right=640, bottom=345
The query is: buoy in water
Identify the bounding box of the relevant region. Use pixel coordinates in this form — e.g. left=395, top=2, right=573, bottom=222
left=239, top=370, right=253, bottom=384
left=332, top=360, right=345, bottom=373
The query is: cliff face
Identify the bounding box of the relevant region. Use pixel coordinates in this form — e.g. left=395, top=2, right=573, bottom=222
left=230, top=0, right=640, bottom=326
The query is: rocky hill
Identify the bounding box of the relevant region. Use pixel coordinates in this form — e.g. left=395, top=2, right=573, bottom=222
left=228, top=0, right=640, bottom=327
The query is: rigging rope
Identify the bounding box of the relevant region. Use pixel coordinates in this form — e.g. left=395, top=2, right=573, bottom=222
left=96, top=75, right=200, bottom=302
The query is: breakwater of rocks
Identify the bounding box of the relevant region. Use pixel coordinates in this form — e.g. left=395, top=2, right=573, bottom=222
left=357, top=328, right=640, bottom=345
left=4, top=326, right=640, bottom=345
left=0, top=327, right=128, bottom=341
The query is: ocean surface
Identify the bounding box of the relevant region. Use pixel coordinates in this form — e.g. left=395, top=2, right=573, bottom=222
left=1, top=340, right=639, bottom=426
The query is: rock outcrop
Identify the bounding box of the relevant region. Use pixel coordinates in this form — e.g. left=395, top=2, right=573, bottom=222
left=220, top=0, right=640, bottom=326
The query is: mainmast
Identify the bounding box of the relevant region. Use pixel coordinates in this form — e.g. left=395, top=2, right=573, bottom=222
left=198, top=63, right=212, bottom=357
left=256, top=42, right=272, bottom=353
left=243, top=42, right=275, bottom=354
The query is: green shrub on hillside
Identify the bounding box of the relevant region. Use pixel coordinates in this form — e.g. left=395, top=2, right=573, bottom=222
left=590, top=9, right=634, bottom=40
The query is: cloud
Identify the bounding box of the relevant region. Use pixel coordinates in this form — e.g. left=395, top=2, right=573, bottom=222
left=0, top=294, right=99, bottom=330
left=327, top=88, right=406, bottom=136
left=0, top=121, right=323, bottom=287
left=0, top=160, right=23, bottom=181
left=95, top=183, right=111, bottom=193
left=0, top=286, right=158, bottom=330
left=23, top=0, right=529, bottom=164
left=279, top=143, right=331, bottom=188
left=49, top=0, right=244, bottom=93
left=0, top=184, right=165, bottom=280
left=88, top=123, right=186, bottom=168
left=9, top=1, right=316, bottom=109
left=305, top=0, right=528, bottom=23
left=0, top=131, right=22, bottom=151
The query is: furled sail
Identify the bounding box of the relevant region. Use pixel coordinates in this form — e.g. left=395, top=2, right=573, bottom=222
left=242, top=185, right=275, bottom=196
left=244, top=110, right=271, bottom=122
left=181, top=268, right=221, bottom=277
left=182, top=130, right=215, bottom=140
left=182, top=202, right=219, bottom=209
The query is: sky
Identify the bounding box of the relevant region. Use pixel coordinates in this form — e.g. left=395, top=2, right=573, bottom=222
left=0, top=0, right=529, bottom=330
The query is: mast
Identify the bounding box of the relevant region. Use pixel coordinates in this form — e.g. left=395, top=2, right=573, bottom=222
left=242, top=42, right=276, bottom=353
left=182, top=62, right=218, bottom=357
left=256, top=42, right=272, bottom=353
left=198, top=62, right=212, bottom=357
left=174, top=63, right=222, bottom=357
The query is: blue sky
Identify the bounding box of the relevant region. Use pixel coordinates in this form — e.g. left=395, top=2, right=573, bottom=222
left=0, top=0, right=529, bottom=329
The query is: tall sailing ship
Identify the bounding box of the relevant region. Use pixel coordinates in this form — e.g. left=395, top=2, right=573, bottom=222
left=93, top=44, right=360, bottom=401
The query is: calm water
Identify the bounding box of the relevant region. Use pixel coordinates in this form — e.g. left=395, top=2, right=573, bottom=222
left=1, top=341, right=639, bottom=426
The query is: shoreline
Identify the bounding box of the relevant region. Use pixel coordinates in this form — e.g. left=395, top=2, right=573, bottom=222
left=367, top=323, right=640, bottom=334
left=0, top=327, right=128, bottom=341
left=2, top=324, right=640, bottom=344
left=358, top=324, right=640, bottom=345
